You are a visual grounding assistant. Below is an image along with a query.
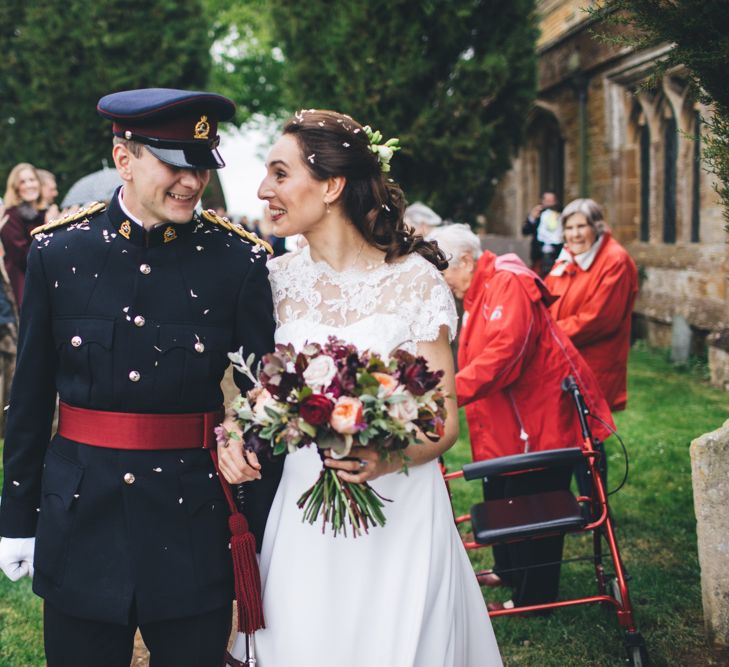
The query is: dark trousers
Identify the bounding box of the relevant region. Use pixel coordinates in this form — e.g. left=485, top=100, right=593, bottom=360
left=483, top=465, right=573, bottom=608
left=44, top=601, right=232, bottom=667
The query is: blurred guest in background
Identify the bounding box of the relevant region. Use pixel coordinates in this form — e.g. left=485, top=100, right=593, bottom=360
left=429, top=223, right=613, bottom=612
left=1, top=163, right=46, bottom=306
left=545, top=198, right=638, bottom=414
left=522, top=191, right=562, bottom=276
left=37, top=169, right=59, bottom=219
left=404, top=201, right=443, bottom=237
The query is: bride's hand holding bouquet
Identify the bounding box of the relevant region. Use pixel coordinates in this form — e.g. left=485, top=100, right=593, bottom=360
left=221, top=336, right=449, bottom=538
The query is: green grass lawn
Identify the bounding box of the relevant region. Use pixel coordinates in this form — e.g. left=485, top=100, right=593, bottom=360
left=1, top=344, right=727, bottom=666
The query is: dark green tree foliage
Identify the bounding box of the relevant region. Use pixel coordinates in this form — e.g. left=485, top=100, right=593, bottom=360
left=0, top=0, right=211, bottom=198
left=266, top=0, right=538, bottom=223
left=205, top=0, right=288, bottom=125
left=593, top=1, right=729, bottom=226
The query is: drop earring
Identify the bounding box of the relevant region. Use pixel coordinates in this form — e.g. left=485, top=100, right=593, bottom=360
left=325, top=200, right=331, bottom=214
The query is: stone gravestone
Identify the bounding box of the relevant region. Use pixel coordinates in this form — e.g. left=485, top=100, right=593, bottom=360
left=691, top=419, right=729, bottom=648
left=671, top=314, right=692, bottom=364
left=708, top=330, right=729, bottom=391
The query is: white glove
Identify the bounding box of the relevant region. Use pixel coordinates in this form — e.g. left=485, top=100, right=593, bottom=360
left=0, top=536, right=35, bottom=581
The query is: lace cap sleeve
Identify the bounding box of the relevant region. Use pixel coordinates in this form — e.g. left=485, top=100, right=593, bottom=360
left=403, top=256, right=458, bottom=344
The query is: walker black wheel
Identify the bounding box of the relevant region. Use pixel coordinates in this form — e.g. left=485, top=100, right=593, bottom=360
left=624, top=632, right=650, bottom=667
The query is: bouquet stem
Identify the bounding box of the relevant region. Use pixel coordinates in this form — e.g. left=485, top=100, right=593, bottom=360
left=297, top=467, right=389, bottom=538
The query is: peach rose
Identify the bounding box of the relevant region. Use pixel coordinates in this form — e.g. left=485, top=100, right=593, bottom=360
left=329, top=396, right=363, bottom=434
left=372, top=371, right=398, bottom=397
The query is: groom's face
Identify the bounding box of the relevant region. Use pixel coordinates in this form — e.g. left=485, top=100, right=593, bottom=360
left=258, top=134, right=329, bottom=238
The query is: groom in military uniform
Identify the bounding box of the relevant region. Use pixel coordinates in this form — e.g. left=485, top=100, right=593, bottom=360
left=0, top=89, right=280, bottom=666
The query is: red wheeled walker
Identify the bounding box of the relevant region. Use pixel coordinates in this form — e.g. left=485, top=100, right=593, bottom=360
left=443, top=376, right=650, bottom=666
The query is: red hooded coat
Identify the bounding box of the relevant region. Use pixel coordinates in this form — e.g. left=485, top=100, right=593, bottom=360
left=455, top=252, right=614, bottom=462
left=545, top=232, right=638, bottom=412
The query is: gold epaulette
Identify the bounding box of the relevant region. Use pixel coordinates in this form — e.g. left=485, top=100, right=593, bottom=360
left=201, top=209, right=273, bottom=255
left=31, top=202, right=107, bottom=236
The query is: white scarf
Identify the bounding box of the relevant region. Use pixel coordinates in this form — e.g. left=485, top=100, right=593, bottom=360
left=549, top=233, right=605, bottom=277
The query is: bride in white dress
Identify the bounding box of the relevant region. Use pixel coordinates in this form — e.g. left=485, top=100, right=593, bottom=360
left=222, top=109, right=502, bottom=667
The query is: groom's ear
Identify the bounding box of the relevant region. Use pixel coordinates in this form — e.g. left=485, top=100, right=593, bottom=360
left=324, top=176, right=346, bottom=204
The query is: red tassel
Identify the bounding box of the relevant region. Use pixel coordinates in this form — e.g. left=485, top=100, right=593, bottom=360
left=229, top=511, right=266, bottom=634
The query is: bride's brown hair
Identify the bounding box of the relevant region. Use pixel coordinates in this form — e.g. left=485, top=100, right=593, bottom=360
left=283, top=110, right=447, bottom=270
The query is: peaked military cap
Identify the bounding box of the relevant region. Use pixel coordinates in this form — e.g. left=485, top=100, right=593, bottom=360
left=97, top=88, right=236, bottom=170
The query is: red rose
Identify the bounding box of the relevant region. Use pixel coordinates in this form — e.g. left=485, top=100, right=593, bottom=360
left=300, top=394, right=334, bottom=426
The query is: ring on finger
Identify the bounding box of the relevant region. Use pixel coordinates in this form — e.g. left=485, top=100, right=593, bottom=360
left=359, top=459, right=367, bottom=469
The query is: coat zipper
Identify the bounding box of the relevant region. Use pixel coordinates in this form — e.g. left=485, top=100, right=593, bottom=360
left=507, top=389, right=530, bottom=452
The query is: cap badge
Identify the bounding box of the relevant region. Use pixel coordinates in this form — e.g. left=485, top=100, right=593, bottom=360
left=194, top=115, right=210, bottom=140
left=119, top=220, right=132, bottom=240
left=163, top=226, right=178, bottom=243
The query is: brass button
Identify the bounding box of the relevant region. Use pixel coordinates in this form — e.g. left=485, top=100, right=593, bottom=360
left=123, top=473, right=135, bottom=485
left=194, top=342, right=205, bottom=353
left=133, top=315, right=145, bottom=327
left=139, top=264, right=151, bottom=275
left=128, top=370, right=141, bottom=382
left=71, top=335, right=82, bottom=347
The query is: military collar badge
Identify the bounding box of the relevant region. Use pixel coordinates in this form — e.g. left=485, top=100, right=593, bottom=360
left=163, top=226, right=178, bottom=243
left=119, top=220, right=132, bottom=240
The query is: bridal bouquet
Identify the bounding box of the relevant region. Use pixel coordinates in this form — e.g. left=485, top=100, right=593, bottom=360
left=225, top=337, right=447, bottom=537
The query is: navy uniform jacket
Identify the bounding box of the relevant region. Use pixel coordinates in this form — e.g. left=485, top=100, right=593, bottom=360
left=0, top=192, right=280, bottom=624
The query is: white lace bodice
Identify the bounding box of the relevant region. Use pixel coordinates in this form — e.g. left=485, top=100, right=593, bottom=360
left=267, top=246, right=458, bottom=356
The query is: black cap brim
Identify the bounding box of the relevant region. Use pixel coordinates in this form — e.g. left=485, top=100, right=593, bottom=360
left=145, top=144, right=225, bottom=170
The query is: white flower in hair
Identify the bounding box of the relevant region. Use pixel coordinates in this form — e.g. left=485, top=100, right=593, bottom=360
left=362, top=125, right=401, bottom=173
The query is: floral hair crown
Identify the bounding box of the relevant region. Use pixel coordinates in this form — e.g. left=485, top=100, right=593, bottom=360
left=362, top=125, right=401, bottom=173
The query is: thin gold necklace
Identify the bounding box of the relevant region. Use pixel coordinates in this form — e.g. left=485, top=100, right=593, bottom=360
left=344, top=240, right=366, bottom=272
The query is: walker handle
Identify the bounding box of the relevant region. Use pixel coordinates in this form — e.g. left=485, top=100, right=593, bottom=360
left=561, top=375, right=591, bottom=441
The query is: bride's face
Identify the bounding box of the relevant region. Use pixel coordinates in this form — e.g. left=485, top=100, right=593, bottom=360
left=257, top=134, right=329, bottom=237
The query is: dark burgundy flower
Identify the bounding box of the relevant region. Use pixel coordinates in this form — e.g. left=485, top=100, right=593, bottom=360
left=398, top=355, right=443, bottom=396
left=300, top=394, right=334, bottom=426
left=244, top=431, right=269, bottom=456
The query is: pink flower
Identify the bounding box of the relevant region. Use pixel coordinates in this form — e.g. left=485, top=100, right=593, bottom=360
left=253, top=388, right=278, bottom=420
left=329, top=396, right=364, bottom=434
left=387, top=391, right=419, bottom=424
left=303, top=354, right=337, bottom=390
left=214, top=425, right=229, bottom=448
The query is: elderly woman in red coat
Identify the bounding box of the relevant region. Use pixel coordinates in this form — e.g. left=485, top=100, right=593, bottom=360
left=428, top=224, right=614, bottom=612
left=544, top=198, right=638, bottom=413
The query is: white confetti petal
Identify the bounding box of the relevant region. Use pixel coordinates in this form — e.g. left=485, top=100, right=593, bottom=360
left=190, top=289, right=198, bottom=298
left=153, top=467, right=162, bottom=472
left=178, top=497, right=184, bottom=504
left=12, top=480, right=19, bottom=486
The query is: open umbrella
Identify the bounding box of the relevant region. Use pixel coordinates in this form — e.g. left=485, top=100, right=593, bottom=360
left=61, top=167, right=122, bottom=208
